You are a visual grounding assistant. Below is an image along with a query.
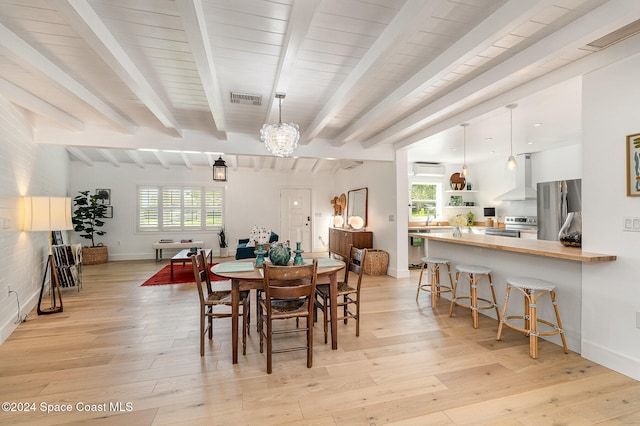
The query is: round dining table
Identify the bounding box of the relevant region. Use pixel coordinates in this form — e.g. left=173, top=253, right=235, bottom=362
left=211, top=258, right=346, bottom=364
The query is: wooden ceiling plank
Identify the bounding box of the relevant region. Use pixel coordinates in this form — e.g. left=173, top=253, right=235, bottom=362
left=337, top=0, right=555, bottom=144
left=0, top=76, right=84, bottom=131
left=96, top=148, right=120, bottom=167
left=66, top=146, right=93, bottom=166
left=300, top=0, right=446, bottom=145
left=366, top=0, right=640, bottom=148
left=0, top=22, right=135, bottom=133
left=125, top=150, right=145, bottom=168
left=55, top=0, right=183, bottom=137
left=176, top=0, right=227, bottom=139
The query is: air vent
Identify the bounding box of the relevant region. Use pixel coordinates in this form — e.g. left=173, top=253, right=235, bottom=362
left=586, top=19, right=640, bottom=50
left=230, top=92, right=262, bottom=106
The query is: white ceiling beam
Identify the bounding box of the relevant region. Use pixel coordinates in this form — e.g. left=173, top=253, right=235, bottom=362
left=299, top=0, right=446, bottom=144
left=253, top=156, right=262, bottom=172
left=55, top=0, right=182, bottom=137
left=180, top=152, right=193, bottom=169
left=96, top=148, right=119, bottom=167
left=264, top=0, right=320, bottom=123
left=336, top=0, right=554, bottom=144
left=151, top=151, right=170, bottom=169
left=310, top=159, right=322, bottom=174
left=0, top=77, right=84, bottom=131
left=66, top=147, right=93, bottom=166
left=125, top=150, right=145, bottom=168
left=395, top=29, right=640, bottom=152
left=227, top=155, right=238, bottom=171
left=205, top=153, right=215, bottom=168
left=367, top=0, right=640, bottom=148
left=176, top=0, right=227, bottom=139
left=0, top=23, right=135, bottom=133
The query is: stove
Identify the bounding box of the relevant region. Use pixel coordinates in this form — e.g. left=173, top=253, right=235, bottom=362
left=504, top=216, right=537, bottom=230
left=485, top=216, right=537, bottom=238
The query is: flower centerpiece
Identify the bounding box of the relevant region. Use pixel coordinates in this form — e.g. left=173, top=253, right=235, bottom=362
left=449, top=215, right=467, bottom=238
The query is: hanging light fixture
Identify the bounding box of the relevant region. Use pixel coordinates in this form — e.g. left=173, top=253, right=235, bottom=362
left=460, top=123, right=469, bottom=177
left=212, top=156, right=227, bottom=181
left=260, top=93, right=299, bottom=157
left=505, top=104, right=518, bottom=171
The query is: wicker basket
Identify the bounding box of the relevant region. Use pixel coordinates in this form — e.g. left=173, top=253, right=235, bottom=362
left=363, top=249, right=388, bottom=275
left=82, top=246, right=108, bottom=265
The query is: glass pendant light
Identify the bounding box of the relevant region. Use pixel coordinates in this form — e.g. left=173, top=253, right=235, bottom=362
left=505, top=104, right=518, bottom=171
left=461, top=123, right=469, bottom=177
left=260, top=93, right=300, bottom=157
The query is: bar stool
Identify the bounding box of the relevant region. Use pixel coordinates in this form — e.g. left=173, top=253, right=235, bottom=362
left=416, top=257, right=453, bottom=306
left=496, top=277, right=568, bottom=359
left=449, top=264, right=499, bottom=328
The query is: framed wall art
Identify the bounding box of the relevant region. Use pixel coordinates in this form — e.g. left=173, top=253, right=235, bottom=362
left=626, top=133, right=640, bottom=196
left=96, top=188, right=111, bottom=205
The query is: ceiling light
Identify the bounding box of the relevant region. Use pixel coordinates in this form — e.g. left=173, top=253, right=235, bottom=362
left=505, top=104, right=518, bottom=171
left=533, top=122, right=542, bottom=127
left=461, top=123, right=469, bottom=178
left=260, top=93, right=299, bottom=157
left=212, top=156, right=227, bottom=182
left=485, top=137, right=493, bottom=142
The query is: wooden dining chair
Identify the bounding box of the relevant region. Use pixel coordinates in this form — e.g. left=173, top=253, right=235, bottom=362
left=192, top=250, right=250, bottom=357
left=258, top=260, right=318, bottom=374
left=315, top=246, right=367, bottom=344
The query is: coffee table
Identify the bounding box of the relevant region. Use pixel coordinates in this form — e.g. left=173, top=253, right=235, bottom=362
left=171, top=249, right=212, bottom=279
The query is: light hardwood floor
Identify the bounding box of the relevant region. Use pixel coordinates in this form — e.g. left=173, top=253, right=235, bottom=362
left=0, top=258, right=638, bottom=425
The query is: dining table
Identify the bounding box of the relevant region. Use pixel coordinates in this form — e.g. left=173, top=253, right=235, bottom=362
left=211, top=257, right=346, bottom=364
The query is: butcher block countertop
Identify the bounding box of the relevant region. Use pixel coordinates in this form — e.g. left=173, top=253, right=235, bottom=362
left=408, top=232, right=616, bottom=263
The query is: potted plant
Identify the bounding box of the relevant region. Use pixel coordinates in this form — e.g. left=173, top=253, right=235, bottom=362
left=218, top=227, right=228, bottom=258
left=72, top=190, right=109, bottom=264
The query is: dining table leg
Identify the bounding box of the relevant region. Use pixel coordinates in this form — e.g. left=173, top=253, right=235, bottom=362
left=330, top=272, right=338, bottom=350
left=231, top=278, right=240, bottom=364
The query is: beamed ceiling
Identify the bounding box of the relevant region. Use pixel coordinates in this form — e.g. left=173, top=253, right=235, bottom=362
left=1, top=0, right=640, bottom=172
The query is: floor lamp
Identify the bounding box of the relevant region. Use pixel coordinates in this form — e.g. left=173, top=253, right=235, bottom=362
left=24, top=197, right=73, bottom=315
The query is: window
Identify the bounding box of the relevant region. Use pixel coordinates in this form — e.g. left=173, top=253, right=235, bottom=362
left=137, top=185, right=223, bottom=232
left=410, top=182, right=441, bottom=219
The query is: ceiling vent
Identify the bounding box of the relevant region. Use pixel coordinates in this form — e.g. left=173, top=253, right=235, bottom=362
left=230, top=92, right=262, bottom=106
left=412, top=162, right=445, bottom=177
left=340, top=160, right=364, bottom=170
left=586, top=19, right=640, bottom=50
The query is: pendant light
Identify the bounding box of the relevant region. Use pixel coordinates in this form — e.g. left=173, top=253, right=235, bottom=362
left=505, top=104, right=518, bottom=171
left=212, top=156, right=227, bottom=181
left=260, top=93, right=300, bottom=157
left=460, top=123, right=469, bottom=177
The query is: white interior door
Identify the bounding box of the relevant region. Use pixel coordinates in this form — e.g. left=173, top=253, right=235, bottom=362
left=280, top=188, right=312, bottom=251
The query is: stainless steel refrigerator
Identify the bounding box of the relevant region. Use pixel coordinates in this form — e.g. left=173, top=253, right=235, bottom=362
left=536, top=179, right=582, bottom=241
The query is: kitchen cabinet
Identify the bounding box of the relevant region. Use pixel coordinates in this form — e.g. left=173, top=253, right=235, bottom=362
left=329, top=228, right=373, bottom=259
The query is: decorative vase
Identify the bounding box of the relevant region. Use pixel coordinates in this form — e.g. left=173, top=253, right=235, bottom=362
left=269, top=243, right=291, bottom=266
left=293, top=242, right=304, bottom=265
left=559, top=212, right=582, bottom=247
left=255, top=244, right=266, bottom=267
left=452, top=226, right=462, bottom=238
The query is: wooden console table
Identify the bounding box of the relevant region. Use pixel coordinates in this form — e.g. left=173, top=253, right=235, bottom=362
left=328, top=228, right=372, bottom=258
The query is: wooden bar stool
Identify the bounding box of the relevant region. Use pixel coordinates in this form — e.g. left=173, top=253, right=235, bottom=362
left=449, top=264, right=499, bottom=328
left=496, top=277, right=568, bottom=359
left=416, top=257, right=453, bottom=306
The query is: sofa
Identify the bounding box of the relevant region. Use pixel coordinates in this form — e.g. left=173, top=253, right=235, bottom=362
left=235, top=232, right=279, bottom=260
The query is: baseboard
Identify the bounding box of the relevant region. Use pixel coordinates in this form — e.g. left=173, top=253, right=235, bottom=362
left=388, top=267, right=409, bottom=279
left=0, top=289, right=40, bottom=345
left=581, top=339, right=640, bottom=381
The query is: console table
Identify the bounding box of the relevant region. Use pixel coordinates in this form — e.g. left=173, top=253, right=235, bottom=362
left=328, top=228, right=372, bottom=259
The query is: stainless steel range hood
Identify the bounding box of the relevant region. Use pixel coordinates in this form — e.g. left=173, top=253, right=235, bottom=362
left=495, top=153, right=537, bottom=201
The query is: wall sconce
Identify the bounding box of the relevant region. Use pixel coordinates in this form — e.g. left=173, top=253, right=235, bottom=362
left=213, top=156, right=227, bottom=181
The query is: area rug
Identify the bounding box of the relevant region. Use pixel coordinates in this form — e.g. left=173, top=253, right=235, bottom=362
left=141, top=263, right=228, bottom=286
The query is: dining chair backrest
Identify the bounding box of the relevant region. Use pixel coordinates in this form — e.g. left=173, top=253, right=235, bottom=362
left=263, top=260, right=318, bottom=306
left=191, top=251, right=208, bottom=305
left=344, top=246, right=368, bottom=289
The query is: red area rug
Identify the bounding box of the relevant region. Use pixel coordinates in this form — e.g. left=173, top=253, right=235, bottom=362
left=141, top=263, right=228, bottom=286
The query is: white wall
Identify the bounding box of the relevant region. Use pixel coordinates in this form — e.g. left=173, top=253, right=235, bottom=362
left=0, top=96, right=69, bottom=343
left=68, top=162, right=335, bottom=260
left=333, top=161, right=402, bottom=276
left=581, top=52, right=640, bottom=380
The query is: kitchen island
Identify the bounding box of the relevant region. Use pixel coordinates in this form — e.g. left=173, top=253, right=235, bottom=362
left=409, top=232, right=616, bottom=354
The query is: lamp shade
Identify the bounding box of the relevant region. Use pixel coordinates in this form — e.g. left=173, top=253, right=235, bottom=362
left=333, top=215, right=344, bottom=227
left=23, top=196, right=72, bottom=231
left=349, top=216, right=364, bottom=230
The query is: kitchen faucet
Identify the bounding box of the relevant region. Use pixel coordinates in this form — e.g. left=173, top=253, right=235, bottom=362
left=426, top=215, right=432, bottom=227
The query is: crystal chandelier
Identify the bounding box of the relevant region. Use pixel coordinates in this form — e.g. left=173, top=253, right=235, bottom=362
left=260, top=93, right=299, bottom=157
